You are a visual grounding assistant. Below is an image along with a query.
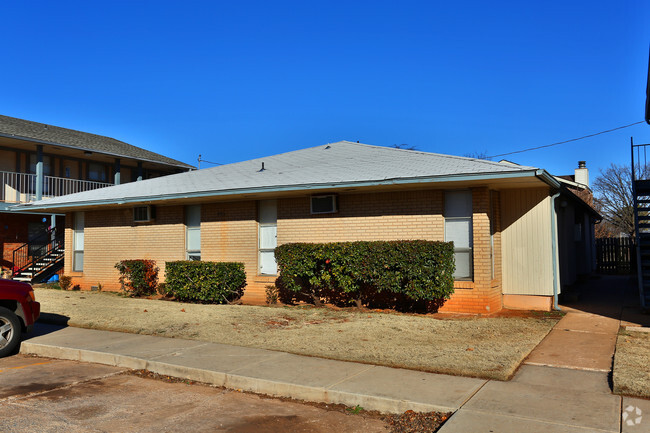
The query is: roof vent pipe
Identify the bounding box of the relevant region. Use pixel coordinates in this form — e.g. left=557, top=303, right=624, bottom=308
left=259, top=162, right=265, bottom=172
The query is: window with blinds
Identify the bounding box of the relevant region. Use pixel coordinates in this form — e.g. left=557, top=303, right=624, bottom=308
left=73, top=212, right=84, bottom=272
left=259, top=200, right=277, bottom=275
left=185, top=205, right=201, bottom=261
left=444, top=190, right=473, bottom=280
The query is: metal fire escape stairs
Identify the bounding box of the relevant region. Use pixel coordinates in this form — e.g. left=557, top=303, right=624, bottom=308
left=12, top=227, right=64, bottom=283
left=632, top=138, right=650, bottom=309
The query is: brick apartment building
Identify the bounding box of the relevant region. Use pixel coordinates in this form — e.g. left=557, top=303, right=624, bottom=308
left=0, top=114, right=194, bottom=280
left=14, top=141, right=600, bottom=313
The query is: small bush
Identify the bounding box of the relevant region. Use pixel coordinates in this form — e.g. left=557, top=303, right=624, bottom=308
left=71, top=284, right=81, bottom=291
left=157, top=282, right=168, bottom=296
left=115, top=259, right=159, bottom=297
left=164, top=261, right=246, bottom=304
left=265, top=285, right=279, bottom=305
left=59, top=276, right=72, bottom=291
left=275, top=240, right=455, bottom=312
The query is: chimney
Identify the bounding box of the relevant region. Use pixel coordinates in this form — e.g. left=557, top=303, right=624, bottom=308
left=575, top=161, right=589, bottom=188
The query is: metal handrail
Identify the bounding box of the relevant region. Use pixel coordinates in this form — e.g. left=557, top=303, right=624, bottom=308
left=631, top=137, right=648, bottom=309
left=631, top=139, right=650, bottom=181
left=12, top=227, right=64, bottom=278
left=1, top=171, right=112, bottom=203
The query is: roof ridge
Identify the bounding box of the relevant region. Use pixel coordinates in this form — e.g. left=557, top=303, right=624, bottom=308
left=335, top=140, right=536, bottom=170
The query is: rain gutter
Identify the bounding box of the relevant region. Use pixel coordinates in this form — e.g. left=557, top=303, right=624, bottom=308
left=550, top=191, right=562, bottom=311
left=11, top=169, right=547, bottom=212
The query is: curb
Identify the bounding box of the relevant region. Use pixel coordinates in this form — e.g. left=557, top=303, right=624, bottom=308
left=20, top=341, right=452, bottom=414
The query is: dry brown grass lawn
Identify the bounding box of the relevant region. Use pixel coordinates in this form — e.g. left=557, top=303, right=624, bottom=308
left=34, top=288, right=560, bottom=380
left=613, top=329, right=650, bottom=398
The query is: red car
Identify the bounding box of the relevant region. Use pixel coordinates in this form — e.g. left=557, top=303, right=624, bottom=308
left=0, top=279, right=40, bottom=357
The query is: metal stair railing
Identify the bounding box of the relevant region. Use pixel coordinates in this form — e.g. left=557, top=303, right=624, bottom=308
left=12, top=227, right=64, bottom=281
left=631, top=137, right=650, bottom=308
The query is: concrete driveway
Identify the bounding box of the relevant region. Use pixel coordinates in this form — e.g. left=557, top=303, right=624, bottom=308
left=0, top=354, right=388, bottom=433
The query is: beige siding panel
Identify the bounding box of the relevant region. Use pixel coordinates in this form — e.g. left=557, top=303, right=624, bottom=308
left=501, top=188, right=554, bottom=296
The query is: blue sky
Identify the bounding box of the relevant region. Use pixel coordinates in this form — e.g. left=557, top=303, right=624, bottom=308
left=2, top=0, right=649, bottom=178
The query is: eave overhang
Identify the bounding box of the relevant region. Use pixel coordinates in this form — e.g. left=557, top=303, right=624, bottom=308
left=11, top=169, right=553, bottom=213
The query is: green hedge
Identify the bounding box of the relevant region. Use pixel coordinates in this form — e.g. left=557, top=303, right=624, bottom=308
left=115, top=259, right=159, bottom=297
left=164, top=261, right=246, bottom=304
left=275, top=240, right=455, bottom=311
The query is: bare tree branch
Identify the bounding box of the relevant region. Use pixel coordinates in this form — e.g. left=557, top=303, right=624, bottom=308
left=592, top=163, right=650, bottom=238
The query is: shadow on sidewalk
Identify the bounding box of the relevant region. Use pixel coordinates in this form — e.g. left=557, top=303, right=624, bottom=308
left=559, top=274, right=650, bottom=326
left=28, top=315, right=69, bottom=338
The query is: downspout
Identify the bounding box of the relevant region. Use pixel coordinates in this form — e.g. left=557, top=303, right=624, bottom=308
left=550, top=191, right=562, bottom=311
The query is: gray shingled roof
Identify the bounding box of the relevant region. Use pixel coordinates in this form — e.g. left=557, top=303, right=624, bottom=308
left=0, top=114, right=194, bottom=169
left=16, top=141, right=549, bottom=210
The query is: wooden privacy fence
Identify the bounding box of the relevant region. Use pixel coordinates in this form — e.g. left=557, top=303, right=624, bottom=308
left=596, top=237, right=635, bottom=274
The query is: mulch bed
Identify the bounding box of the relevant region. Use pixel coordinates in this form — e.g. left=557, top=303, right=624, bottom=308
left=385, top=410, right=451, bottom=433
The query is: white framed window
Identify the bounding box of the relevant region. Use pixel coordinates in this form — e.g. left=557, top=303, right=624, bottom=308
left=185, top=205, right=201, bottom=260
left=445, top=190, right=473, bottom=280
left=73, top=211, right=84, bottom=272
left=259, top=200, right=277, bottom=275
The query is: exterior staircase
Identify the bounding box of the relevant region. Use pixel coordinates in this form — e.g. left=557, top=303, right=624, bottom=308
left=12, top=227, right=64, bottom=284
left=632, top=139, right=650, bottom=309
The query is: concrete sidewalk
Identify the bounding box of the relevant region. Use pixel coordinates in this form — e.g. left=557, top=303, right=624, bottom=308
left=20, top=323, right=486, bottom=415
left=440, top=275, right=648, bottom=433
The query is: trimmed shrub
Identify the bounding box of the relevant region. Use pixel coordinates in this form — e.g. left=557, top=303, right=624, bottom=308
left=164, top=261, right=246, bottom=304
left=115, top=259, right=159, bottom=297
left=265, top=285, right=279, bottom=305
left=59, top=275, right=72, bottom=291
left=275, top=240, right=455, bottom=311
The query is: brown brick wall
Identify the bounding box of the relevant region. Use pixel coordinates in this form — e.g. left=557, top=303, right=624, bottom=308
left=201, top=201, right=259, bottom=299
left=64, top=187, right=504, bottom=313
left=277, top=190, right=444, bottom=243
left=64, top=206, right=185, bottom=290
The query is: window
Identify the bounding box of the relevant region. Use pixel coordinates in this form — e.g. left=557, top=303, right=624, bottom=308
left=185, top=205, right=201, bottom=261
left=73, top=212, right=84, bottom=272
left=88, top=162, right=107, bottom=182
left=259, top=200, right=277, bottom=275
left=311, top=195, right=338, bottom=214
left=133, top=206, right=155, bottom=222
left=445, top=190, right=473, bottom=280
